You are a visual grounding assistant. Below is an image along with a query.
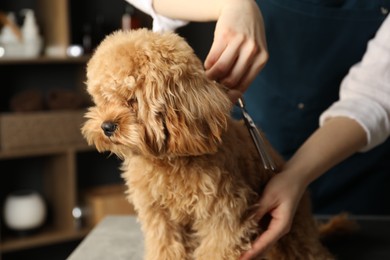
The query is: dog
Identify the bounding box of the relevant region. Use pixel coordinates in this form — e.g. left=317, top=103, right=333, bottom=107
left=81, top=28, right=335, bottom=260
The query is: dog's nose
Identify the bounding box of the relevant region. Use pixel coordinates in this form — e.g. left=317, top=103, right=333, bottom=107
left=101, top=121, right=117, bottom=137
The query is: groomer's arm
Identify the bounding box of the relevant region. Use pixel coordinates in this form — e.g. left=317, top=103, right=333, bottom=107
left=287, top=116, right=367, bottom=184
left=243, top=15, right=390, bottom=259
left=153, top=0, right=223, bottom=20
left=241, top=116, right=366, bottom=260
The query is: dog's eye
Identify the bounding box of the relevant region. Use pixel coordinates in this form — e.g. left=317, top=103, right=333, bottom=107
left=127, top=98, right=138, bottom=111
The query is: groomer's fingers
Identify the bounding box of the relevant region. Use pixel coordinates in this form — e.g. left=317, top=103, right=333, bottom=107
left=204, top=0, right=268, bottom=94
left=204, top=34, right=226, bottom=71
left=205, top=33, right=267, bottom=99
left=219, top=39, right=260, bottom=89
left=240, top=216, right=290, bottom=260
left=240, top=176, right=298, bottom=260
left=234, top=49, right=268, bottom=93
left=205, top=33, right=268, bottom=97
left=205, top=34, right=244, bottom=81
left=240, top=204, right=292, bottom=260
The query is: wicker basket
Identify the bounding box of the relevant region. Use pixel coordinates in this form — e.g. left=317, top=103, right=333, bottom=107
left=0, top=110, right=87, bottom=151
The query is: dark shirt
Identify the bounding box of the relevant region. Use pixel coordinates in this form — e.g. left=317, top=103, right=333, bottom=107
left=244, top=0, right=390, bottom=214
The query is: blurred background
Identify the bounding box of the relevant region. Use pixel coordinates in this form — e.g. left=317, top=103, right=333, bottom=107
left=0, top=0, right=215, bottom=259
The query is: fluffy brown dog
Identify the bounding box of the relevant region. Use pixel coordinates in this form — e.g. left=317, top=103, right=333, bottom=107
left=82, top=29, right=334, bottom=260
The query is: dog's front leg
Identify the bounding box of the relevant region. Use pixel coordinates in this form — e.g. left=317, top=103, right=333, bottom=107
left=139, top=209, right=188, bottom=260
left=192, top=213, right=257, bottom=260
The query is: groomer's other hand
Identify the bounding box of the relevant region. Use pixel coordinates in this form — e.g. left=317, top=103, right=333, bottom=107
left=240, top=172, right=307, bottom=259
left=204, top=0, right=268, bottom=102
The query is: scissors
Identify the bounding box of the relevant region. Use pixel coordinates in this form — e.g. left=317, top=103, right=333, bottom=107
left=237, top=97, right=277, bottom=172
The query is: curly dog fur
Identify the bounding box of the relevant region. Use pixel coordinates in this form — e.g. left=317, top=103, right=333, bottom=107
left=82, top=29, right=334, bottom=260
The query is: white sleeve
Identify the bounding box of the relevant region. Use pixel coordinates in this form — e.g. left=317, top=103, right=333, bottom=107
left=320, top=15, right=390, bottom=152
left=125, top=0, right=189, bottom=32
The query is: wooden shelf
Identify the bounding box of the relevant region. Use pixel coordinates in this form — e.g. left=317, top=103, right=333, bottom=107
left=0, top=144, right=96, bottom=254
left=0, top=55, right=90, bottom=65
left=0, top=144, right=93, bottom=160
left=0, top=0, right=140, bottom=257
left=0, top=227, right=91, bottom=253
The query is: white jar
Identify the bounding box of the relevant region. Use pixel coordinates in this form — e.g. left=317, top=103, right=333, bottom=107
left=3, top=190, right=47, bottom=231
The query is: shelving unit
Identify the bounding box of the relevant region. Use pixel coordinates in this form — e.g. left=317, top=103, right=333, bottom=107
left=0, top=0, right=134, bottom=259
left=0, top=55, right=90, bottom=65
left=0, top=148, right=92, bottom=254
left=0, top=143, right=95, bottom=252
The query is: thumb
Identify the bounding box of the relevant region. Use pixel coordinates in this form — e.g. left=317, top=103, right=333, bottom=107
left=253, top=196, right=273, bottom=222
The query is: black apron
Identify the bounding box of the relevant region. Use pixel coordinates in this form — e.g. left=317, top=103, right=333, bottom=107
left=244, top=0, right=390, bottom=214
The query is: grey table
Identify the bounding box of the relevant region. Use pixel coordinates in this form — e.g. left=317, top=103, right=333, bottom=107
left=68, top=215, right=390, bottom=260
left=67, top=216, right=144, bottom=260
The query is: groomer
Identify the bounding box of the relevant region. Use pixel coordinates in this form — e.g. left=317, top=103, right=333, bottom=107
left=126, top=0, right=390, bottom=258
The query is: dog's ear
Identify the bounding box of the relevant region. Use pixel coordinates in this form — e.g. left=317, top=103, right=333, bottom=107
left=165, top=78, right=231, bottom=156
left=139, top=64, right=232, bottom=157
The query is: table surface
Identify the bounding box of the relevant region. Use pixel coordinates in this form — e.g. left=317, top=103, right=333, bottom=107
left=67, top=216, right=144, bottom=260
left=67, top=215, right=390, bottom=260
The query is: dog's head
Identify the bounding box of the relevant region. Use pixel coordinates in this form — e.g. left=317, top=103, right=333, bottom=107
left=81, top=29, right=232, bottom=159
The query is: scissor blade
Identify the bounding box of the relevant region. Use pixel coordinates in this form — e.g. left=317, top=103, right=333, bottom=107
left=238, top=98, right=277, bottom=172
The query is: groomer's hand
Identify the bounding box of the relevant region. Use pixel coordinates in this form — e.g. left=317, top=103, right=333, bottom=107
left=204, top=0, right=268, bottom=102
left=240, top=172, right=307, bottom=259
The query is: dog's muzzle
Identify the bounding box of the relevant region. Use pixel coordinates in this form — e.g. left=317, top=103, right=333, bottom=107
left=101, top=121, right=117, bottom=137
